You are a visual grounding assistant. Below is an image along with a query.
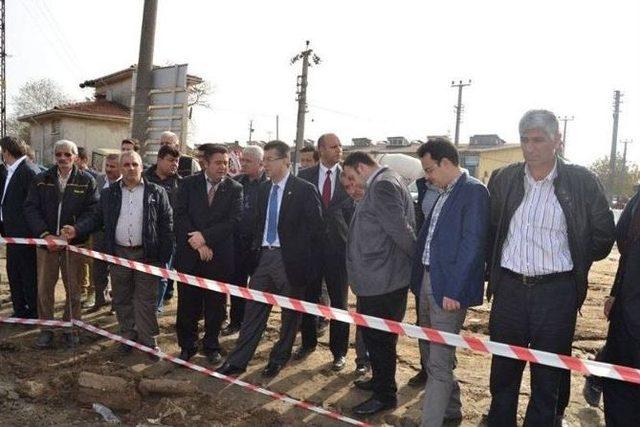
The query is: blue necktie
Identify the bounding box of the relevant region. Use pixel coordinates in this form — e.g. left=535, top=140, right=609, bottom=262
left=266, top=184, right=279, bottom=244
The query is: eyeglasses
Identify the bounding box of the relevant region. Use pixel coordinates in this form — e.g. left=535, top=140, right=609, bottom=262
left=55, top=152, right=72, bottom=158
left=264, top=157, right=285, bottom=163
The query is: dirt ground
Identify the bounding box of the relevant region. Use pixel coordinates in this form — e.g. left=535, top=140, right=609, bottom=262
left=0, top=247, right=618, bottom=426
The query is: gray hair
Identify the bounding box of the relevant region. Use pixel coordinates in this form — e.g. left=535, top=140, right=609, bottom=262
left=160, top=131, right=179, bottom=145
left=243, top=145, right=264, bottom=161
left=54, top=139, right=78, bottom=155
left=120, top=150, right=143, bottom=165
left=519, top=109, right=560, bottom=139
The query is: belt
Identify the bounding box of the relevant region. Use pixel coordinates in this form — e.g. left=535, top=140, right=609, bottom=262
left=262, top=245, right=281, bottom=251
left=116, top=244, right=143, bottom=250
left=502, top=268, right=573, bottom=286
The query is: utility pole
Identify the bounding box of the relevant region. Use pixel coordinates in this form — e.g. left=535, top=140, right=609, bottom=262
left=557, top=115, right=574, bottom=158
left=621, top=139, right=633, bottom=172
left=291, top=41, right=321, bottom=174
left=131, top=0, right=158, bottom=157
left=0, top=0, right=6, bottom=138
left=248, top=120, right=254, bottom=144
left=275, top=115, right=279, bottom=140
left=451, top=79, right=471, bottom=146
left=608, top=90, right=622, bottom=200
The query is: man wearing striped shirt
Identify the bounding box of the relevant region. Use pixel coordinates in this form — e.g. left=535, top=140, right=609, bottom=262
left=486, top=110, right=615, bottom=426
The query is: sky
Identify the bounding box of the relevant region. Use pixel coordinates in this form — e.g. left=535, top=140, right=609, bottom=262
left=7, top=0, right=640, bottom=167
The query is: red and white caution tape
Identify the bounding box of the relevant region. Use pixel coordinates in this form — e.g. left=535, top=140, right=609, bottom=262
left=72, top=320, right=369, bottom=427
left=0, top=317, right=72, bottom=327
left=2, top=238, right=640, bottom=385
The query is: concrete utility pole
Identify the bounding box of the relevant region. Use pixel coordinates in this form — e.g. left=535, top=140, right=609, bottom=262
left=621, top=139, right=633, bottom=172
left=1, top=0, right=6, bottom=138
left=291, top=41, right=321, bottom=175
left=275, top=115, right=279, bottom=140
left=131, top=0, right=158, bottom=157
left=608, top=90, right=622, bottom=199
left=451, top=79, right=471, bottom=146
left=248, top=120, right=254, bottom=143
left=557, top=115, right=574, bottom=158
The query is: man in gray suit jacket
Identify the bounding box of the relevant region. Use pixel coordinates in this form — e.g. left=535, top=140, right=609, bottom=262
left=343, top=151, right=416, bottom=416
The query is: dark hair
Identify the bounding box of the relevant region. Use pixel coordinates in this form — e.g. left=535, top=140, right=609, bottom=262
left=264, top=140, right=290, bottom=158
left=417, top=138, right=459, bottom=166
left=201, top=143, right=228, bottom=162
left=77, top=146, right=89, bottom=160
left=300, top=146, right=319, bottom=161
left=0, top=136, right=27, bottom=158
left=121, top=138, right=140, bottom=152
left=343, top=151, right=376, bottom=168
left=158, top=144, right=180, bottom=159
left=197, top=143, right=216, bottom=153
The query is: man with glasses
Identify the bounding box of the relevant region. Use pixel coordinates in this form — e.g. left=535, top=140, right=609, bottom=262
left=217, top=140, right=323, bottom=378
left=24, top=139, right=98, bottom=349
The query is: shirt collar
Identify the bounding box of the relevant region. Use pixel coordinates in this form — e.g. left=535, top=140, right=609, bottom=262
left=525, top=160, right=558, bottom=185
left=443, top=170, right=464, bottom=193
left=272, top=171, right=290, bottom=189
left=204, top=172, right=224, bottom=186
left=366, top=166, right=382, bottom=186
left=6, top=156, right=27, bottom=173
left=120, top=178, right=144, bottom=190
left=319, top=162, right=339, bottom=177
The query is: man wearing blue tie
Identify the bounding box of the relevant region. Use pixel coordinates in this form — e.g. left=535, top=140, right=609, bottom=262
left=217, top=140, right=324, bottom=378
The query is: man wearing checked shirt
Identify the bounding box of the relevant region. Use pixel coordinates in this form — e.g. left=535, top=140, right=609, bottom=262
left=217, top=140, right=323, bottom=378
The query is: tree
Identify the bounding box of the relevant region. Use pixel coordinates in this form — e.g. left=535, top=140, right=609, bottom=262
left=8, top=78, right=70, bottom=143
left=187, top=80, right=213, bottom=109
left=590, top=154, right=640, bottom=198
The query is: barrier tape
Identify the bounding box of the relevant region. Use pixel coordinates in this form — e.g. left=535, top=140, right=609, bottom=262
left=72, top=320, right=368, bottom=426
left=1, top=237, right=640, bottom=385
left=0, top=316, right=72, bottom=327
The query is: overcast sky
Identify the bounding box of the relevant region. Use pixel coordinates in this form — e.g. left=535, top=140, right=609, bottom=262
left=8, top=0, right=640, bottom=166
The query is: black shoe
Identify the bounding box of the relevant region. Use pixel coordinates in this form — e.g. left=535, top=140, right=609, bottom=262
left=292, top=346, right=316, bottom=361
left=221, top=323, right=241, bottom=336
left=35, top=331, right=54, bottom=349
left=179, top=347, right=198, bottom=362
left=443, top=414, right=463, bottom=425
left=352, top=397, right=397, bottom=416
left=332, top=355, right=346, bottom=372
left=582, top=375, right=602, bottom=407
left=118, top=343, right=133, bottom=354
left=408, top=369, right=428, bottom=387
left=353, top=378, right=374, bottom=391
left=63, top=332, right=79, bottom=349
left=261, top=363, right=283, bottom=378
left=216, top=362, right=245, bottom=376
left=204, top=349, right=222, bottom=365
left=355, top=363, right=370, bottom=376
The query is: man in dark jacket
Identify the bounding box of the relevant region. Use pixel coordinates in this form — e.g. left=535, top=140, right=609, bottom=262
left=67, top=151, right=173, bottom=357
left=223, top=145, right=267, bottom=336
left=144, top=144, right=182, bottom=310
left=486, top=110, right=615, bottom=426
left=601, top=189, right=640, bottom=426
left=24, top=139, right=98, bottom=349
left=174, top=144, right=243, bottom=364
left=0, top=136, right=42, bottom=318
left=296, top=133, right=354, bottom=371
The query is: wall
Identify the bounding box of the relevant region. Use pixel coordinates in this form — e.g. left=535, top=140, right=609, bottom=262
left=477, top=146, right=524, bottom=183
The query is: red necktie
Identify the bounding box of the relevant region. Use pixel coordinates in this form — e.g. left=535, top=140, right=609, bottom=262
left=322, top=170, right=332, bottom=208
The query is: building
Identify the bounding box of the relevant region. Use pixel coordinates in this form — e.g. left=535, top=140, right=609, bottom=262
left=387, top=136, right=411, bottom=147
left=19, top=65, right=203, bottom=165
left=352, top=137, right=372, bottom=147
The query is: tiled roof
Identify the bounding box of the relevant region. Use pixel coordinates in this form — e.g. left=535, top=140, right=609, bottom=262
left=55, top=99, right=130, bottom=117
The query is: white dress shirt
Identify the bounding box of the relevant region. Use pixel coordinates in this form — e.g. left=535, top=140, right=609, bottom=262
left=1, top=156, right=27, bottom=221
left=262, top=171, right=290, bottom=247
left=115, top=181, right=145, bottom=247
left=501, top=162, right=574, bottom=275
left=318, top=163, right=339, bottom=198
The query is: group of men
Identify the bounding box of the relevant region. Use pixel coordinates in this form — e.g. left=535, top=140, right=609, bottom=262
left=0, top=108, right=638, bottom=425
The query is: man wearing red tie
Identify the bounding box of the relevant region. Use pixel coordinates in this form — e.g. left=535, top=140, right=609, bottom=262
left=296, top=134, right=355, bottom=371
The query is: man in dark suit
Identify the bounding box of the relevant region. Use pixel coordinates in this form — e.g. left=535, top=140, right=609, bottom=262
left=217, top=140, right=324, bottom=378
left=343, top=151, right=416, bottom=416
left=0, top=136, right=41, bottom=318
left=173, top=144, right=243, bottom=364
left=296, top=133, right=354, bottom=371
left=409, top=138, right=490, bottom=426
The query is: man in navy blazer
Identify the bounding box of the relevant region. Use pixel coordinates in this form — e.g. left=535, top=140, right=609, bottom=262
left=409, top=138, right=490, bottom=427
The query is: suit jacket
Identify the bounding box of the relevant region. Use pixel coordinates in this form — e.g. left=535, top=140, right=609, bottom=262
left=252, top=174, right=324, bottom=295
left=0, top=159, right=41, bottom=237
left=298, top=164, right=355, bottom=255
left=410, top=172, right=490, bottom=308
left=174, top=172, right=243, bottom=281
left=347, top=167, right=416, bottom=297
left=95, top=174, right=122, bottom=197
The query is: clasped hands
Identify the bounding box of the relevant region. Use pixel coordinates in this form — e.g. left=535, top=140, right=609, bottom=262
left=188, top=231, right=213, bottom=262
